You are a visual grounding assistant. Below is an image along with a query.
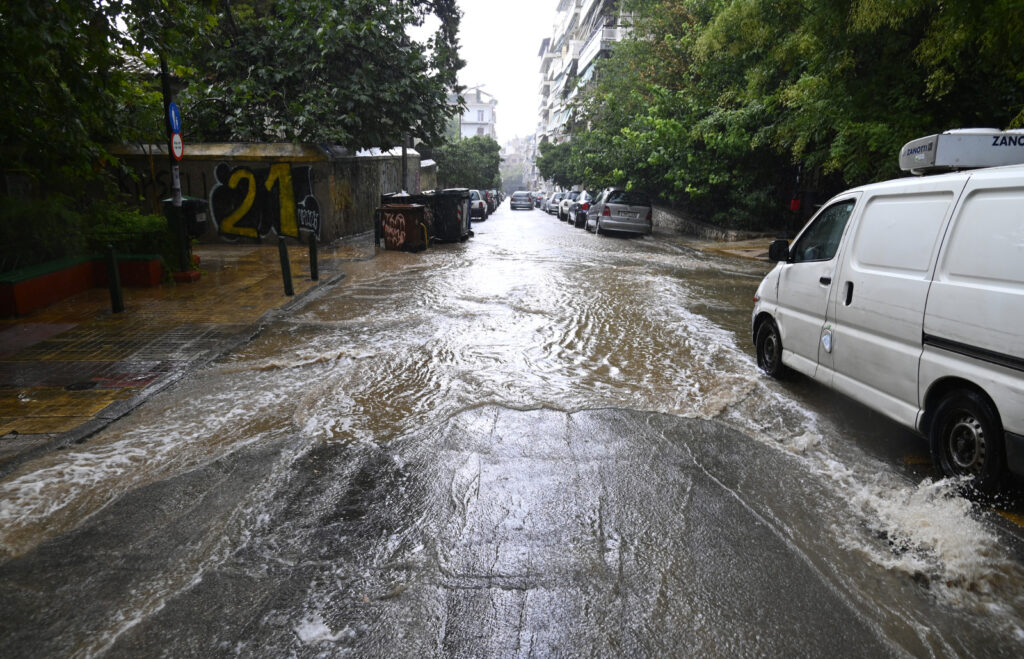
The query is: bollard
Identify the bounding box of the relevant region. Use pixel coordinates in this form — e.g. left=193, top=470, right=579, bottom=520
left=106, top=244, right=125, bottom=313
left=308, top=232, right=319, bottom=281
left=278, top=236, right=295, bottom=296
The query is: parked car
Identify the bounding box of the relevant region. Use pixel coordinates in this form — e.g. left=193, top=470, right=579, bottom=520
left=752, top=129, right=1024, bottom=492
left=585, top=188, right=653, bottom=235
left=534, top=191, right=546, bottom=208
left=559, top=190, right=580, bottom=221
left=545, top=192, right=565, bottom=215
left=568, top=190, right=593, bottom=228
left=484, top=190, right=497, bottom=213
left=510, top=190, right=533, bottom=210
left=469, top=189, right=488, bottom=220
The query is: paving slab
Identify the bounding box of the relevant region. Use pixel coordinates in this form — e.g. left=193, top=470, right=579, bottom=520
left=0, top=236, right=373, bottom=475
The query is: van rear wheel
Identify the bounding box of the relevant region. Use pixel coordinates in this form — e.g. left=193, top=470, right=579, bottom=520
left=755, top=319, right=790, bottom=379
left=929, top=390, right=1006, bottom=493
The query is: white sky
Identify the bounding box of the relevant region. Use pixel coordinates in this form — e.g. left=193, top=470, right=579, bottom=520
left=455, top=0, right=556, bottom=144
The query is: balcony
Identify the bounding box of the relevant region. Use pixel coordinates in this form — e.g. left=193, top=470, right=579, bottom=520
left=559, top=40, right=581, bottom=76
left=553, top=2, right=581, bottom=43
left=577, top=26, right=618, bottom=72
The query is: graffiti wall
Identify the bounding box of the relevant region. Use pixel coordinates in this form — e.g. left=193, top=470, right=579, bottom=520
left=110, top=143, right=419, bottom=244
left=209, top=163, right=321, bottom=239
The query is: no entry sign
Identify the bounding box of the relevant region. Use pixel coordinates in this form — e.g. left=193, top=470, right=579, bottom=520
left=171, top=132, right=184, bottom=161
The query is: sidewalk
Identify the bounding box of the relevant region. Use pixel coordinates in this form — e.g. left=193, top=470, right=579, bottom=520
left=0, top=235, right=375, bottom=476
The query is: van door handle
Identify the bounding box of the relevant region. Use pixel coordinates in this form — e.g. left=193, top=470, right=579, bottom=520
left=845, top=281, right=854, bottom=305
left=819, top=276, right=832, bottom=285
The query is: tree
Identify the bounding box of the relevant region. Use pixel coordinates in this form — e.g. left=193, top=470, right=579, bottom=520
left=171, top=0, right=464, bottom=148
left=535, top=141, right=577, bottom=189
left=1, top=0, right=467, bottom=269
left=562, top=0, right=1024, bottom=231
left=436, top=136, right=501, bottom=190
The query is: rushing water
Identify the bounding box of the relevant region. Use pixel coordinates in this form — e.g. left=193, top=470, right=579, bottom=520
left=1, top=205, right=1023, bottom=656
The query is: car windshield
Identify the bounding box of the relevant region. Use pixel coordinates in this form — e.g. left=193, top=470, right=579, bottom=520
left=607, top=190, right=650, bottom=205
left=512, top=192, right=529, bottom=200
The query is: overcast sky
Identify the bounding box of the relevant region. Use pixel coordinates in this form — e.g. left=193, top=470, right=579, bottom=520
left=454, top=0, right=556, bottom=144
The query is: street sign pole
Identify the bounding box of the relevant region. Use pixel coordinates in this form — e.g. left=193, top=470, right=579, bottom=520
left=160, top=53, right=188, bottom=271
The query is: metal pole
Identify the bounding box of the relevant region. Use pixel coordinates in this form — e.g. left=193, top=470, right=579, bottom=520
left=160, top=52, right=187, bottom=271
left=106, top=244, right=125, bottom=313
left=278, top=237, right=294, bottom=296
left=308, top=232, right=319, bottom=281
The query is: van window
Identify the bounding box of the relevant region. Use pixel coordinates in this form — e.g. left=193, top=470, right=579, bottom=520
left=790, top=200, right=856, bottom=263
left=852, top=192, right=953, bottom=273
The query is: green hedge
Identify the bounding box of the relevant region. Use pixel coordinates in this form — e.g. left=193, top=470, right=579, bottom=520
left=0, top=196, right=175, bottom=274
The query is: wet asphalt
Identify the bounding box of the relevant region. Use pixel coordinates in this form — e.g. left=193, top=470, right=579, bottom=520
left=2, top=205, right=1023, bottom=656
left=2, top=406, right=903, bottom=657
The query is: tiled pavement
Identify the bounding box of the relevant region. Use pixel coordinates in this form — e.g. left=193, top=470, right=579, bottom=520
left=0, top=236, right=373, bottom=473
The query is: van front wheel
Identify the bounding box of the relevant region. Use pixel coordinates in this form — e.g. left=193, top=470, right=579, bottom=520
left=755, top=320, right=790, bottom=379
left=930, top=390, right=1006, bottom=493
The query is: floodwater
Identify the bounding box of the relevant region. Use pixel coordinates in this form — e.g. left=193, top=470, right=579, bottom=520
left=1, top=204, right=1023, bottom=656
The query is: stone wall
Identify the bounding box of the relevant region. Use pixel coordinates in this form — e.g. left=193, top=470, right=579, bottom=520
left=652, top=205, right=768, bottom=241
left=111, top=143, right=420, bottom=244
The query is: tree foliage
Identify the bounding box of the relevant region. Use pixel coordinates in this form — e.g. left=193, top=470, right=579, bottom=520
left=536, top=141, right=575, bottom=189
left=436, top=136, right=501, bottom=190
left=561, top=0, right=1024, bottom=230
left=170, top=0, right=464, bottom=147
left=1, top=0, right=465, bottom=268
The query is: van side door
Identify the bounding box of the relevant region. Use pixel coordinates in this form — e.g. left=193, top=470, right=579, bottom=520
left=922, top=171, right=1024, bottom=440
left=775, top=197, right=859, bottom=378
left=828, top=181, right=965, bottom=427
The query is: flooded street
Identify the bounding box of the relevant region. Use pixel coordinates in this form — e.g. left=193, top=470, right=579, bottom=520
left=2, top=204, right=1023, bottom=656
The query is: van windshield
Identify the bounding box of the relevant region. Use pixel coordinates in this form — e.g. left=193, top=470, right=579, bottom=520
left=791, top=200, right=856, bottom=262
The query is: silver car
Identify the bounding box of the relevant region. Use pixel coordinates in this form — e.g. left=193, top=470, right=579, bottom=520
left=545, top=192, right=565, bottom=215
left=585, top=187, right=653, bottom=235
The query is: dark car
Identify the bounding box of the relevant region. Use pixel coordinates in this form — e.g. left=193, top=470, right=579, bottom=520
left=568, top=190, right=593, bottom=228
left=484, top=190, right=497, bottom=213
left=585, top=187, right=653, bottom=235
left=510, top=191, right=533, bottom=210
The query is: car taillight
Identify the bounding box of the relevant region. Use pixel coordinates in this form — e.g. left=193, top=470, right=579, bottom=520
left=581, top=203, right=589, bottom=211
left=602, top=206, right=610, bottom=217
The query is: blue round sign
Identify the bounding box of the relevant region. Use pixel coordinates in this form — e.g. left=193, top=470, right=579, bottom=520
left=167, top=102, right=182, bottom=133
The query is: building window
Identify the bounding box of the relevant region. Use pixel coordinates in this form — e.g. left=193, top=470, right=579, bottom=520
left=477, top=127, right=485, bottom=136
left=477, top=110, right=485, bottom=122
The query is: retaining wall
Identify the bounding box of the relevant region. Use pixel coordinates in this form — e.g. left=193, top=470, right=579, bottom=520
left=652, top=205, right=768, bottom=241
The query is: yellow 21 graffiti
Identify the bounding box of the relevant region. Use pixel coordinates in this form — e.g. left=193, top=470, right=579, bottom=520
left=210, top=163, right=321, bottom=239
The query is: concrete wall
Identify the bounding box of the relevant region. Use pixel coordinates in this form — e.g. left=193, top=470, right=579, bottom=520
left=420, top=161, right=438, bottom=192
left=652, top=205, right=767, bottom=241
left=111, top=143, right=419, bottom=244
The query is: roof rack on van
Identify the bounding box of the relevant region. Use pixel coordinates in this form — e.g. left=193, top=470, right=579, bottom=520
left=899, top=128, right=1024, bottom=175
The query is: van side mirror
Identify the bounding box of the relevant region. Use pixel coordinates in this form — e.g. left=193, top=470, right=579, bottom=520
left=768, top=239, right=790, bottom=262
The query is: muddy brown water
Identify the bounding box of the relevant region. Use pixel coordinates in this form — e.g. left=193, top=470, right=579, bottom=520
left=1, top=205, right=1022, bottom=656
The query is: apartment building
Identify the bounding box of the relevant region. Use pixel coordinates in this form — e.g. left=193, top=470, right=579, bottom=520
left=459, top=86, right=498, bottom=140
left=537, top=0, right=624, bottom=146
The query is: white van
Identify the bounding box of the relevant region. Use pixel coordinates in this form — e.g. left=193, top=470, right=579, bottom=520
left=751, top=130, right=1024, bottom=491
